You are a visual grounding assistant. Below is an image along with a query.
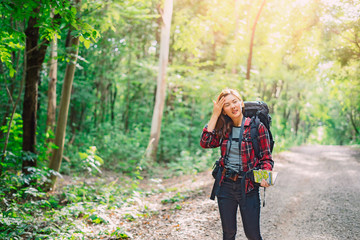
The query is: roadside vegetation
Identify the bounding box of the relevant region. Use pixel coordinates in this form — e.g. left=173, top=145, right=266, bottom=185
left=1, top=0, right=359, bottom=239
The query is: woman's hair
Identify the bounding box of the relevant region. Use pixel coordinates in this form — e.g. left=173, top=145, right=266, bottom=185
left=214, top=88, right=245, bottom=139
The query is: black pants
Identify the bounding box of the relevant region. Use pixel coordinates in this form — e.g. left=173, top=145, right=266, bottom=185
left=217, top=180, right=262, bottom=240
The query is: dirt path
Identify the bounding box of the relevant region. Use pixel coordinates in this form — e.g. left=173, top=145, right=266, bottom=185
left=89, top=145, right=360, bottom=240
left=261, top=145, right=360, bottom=240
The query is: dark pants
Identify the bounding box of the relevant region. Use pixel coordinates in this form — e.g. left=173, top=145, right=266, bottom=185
left=217, top=180, right=262, bottom=240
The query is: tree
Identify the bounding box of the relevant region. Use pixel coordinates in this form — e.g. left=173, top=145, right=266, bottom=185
left=246, top=0, right=266, bottom=80
left=22, top=6, right=50, bottom=174
left=147, top=0, right=174, bottom=161
left=46, top=27, right=58, bottom=138
left=48, top=0, right=81, bottom=190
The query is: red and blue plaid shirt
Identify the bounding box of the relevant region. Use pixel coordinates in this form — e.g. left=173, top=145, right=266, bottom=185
left=200, top=117, right=274, bottom=193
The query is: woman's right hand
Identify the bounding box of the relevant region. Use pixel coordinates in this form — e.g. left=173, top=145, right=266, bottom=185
left=212, top=97, right=225, bottom=118
left=207, top=97, right=225, bottom=132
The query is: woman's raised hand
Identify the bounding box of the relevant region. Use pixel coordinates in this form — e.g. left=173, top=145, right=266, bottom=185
left=206, top=97, right=225, bottom=132
left=212, top=97, right=225, bottom=118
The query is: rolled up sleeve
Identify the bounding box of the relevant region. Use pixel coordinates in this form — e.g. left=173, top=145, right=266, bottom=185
left=200, top=125, right=221, bottom=148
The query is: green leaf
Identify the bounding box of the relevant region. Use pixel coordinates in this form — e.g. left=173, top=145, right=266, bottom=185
left=84, top=39, right=91, bottom=49
left=71, top=6, right=77, bottom=15
left=9, top=67, right=15, bottom=77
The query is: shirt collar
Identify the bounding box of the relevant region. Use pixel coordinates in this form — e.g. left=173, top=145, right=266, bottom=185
left=244, top=117, right=251, bottom=127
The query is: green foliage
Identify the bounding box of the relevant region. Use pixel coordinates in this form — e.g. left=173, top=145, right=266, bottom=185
left=0, top=168, right=143, bottom=239
left=167, top=150, right=215, bottom=176
left=87, top=213, right=108, bottom=224
left=0, top=114, right=59, bottom=175
left=123, top=213, right=136, bottom=222
left=111, top=227, right=130, bottom=239
left=60, top=123, right=149, bottom=175
left=161, top=192, right=189, bottom=204
left=0, top=113, right=23, bottom=155
left=173, top=204, right=182, bottom=210
left=78, top=146, right=103, bottom=175
left=0, top=32, right=23, bottom=77
left=1, top=0, right=359, bottom=238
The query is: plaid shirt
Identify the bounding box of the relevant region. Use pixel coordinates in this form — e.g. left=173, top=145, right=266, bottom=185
left=200, top=117, right=274, bottom=193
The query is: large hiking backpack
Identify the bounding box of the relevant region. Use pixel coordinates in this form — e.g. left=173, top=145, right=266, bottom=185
left=244, top=101, right=274, bottom=158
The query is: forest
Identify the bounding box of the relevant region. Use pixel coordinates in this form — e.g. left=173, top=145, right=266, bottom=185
left=0, top=0, right=359, bottom=239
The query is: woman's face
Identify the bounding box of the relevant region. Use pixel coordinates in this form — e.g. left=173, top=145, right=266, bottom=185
left=222, top=94, right=242, bottom=120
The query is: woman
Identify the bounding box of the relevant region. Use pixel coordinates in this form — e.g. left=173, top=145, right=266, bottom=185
left=200, top=88, right=273, bottom=240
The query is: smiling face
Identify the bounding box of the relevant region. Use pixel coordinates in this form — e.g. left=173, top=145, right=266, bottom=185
left=214, top=89, right=245, bottom=135
left=222, top=94, right=243, bottom=121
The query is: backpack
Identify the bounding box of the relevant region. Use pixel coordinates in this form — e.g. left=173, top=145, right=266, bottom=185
left=244, top=101, right=274, bottom=158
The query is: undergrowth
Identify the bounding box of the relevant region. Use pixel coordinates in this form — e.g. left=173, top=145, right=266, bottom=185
left=0, top=171, right=140, bottom=239
left=0, top=114, right=217, bottom=239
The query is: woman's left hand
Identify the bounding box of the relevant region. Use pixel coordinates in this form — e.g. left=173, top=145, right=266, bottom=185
left=260, top=179, right=270, bottom=187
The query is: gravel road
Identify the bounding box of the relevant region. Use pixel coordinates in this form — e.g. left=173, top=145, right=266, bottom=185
left=94, top=145, right=360, bottom=240
left=261, top=145, right=360, bottom=240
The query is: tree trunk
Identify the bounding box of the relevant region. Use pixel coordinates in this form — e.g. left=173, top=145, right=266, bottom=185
left=93, top=83, right=99, bottom=128
left=188, top=98, right=195, bottom=148
left=294, top=92, right=301, bottom=136
left=22, top=9, right=49, bottom=174
left=246, top=0, right=266, bottom=80
left=212, top=30, right=217, bottom=70
left=46, top=36, right=58, bottom=136
left=231, top=0, right=241, bottom=74
left=110, top=83, right=117, bottom=124
left=147, top=0, right=173, bottom=161
left=349, top=110, right=359, bottom=135
left=155, top=4, right=162, bottom=61
left=294, top=107, right=300, bottom=136
left=48, top=0, right=81, bottom=191
left=281, top=84, right=290, bottom=132
left=69, top=88, right=77, bottom=145
left=99, top=81, right=109, bottom=123
left=123, top=33, right=132, bottom=132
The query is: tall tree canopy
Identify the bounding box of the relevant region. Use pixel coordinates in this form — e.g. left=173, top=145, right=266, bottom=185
left=0, top=0, right=358, bottom=180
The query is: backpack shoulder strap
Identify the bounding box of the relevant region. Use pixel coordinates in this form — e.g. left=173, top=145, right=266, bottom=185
left=250, top=116, right=261, bottom=160
left=268, top=128, right=274, bottom=153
